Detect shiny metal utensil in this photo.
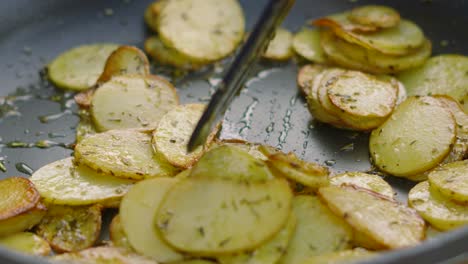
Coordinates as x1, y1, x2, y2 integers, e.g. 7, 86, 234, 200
187, 0, 295, 152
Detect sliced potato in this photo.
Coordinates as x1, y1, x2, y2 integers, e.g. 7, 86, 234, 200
30, 157, 134, 205
265, 152, 329, 191
48, 44, 119, 91
0, 232, 51, 256
319, 185, 425, 249
75, 129, 178, 180
190, 145, 273, 182
369, 96, 456, 177
35, 204, 102, 252
349, 5, 400, 28
314, 12, 378, 33
297, 64, 326, 97
263, 28, 293, 61
0, 203, 46, 237
120, 178, 183, 262
156, 177, 292, 255
330, 172, 395, 198
398, 55, 468, 108
171, 261, 216, 264
157, 0, 245, 62
153, 104, 213, 169
97, 46, 150, 83
144, 1, 161, 32
409, 181, 468, 231
218, 213, 296, 264
74, 88, 95, 109
302, 248, 376, 264
214, 139, 268, 161
109, 214, 132, 250
278, 195, 352, 264
292, 28, 326, 63
428, 160, 468, 203
76, 110, 97, 142
320, 31, 431, 74
51, 246, 157, 264
91, 74, 179, 131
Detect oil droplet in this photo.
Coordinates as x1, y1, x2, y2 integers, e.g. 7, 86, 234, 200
15, 162, 33, 175
48, 132, 66, 138
265, 122, 274, 133
238, 98, 259, 135
0, 157, 6, 172
6, 141, 31, 148
38, 109, 72, 123
325, 160, 336, 166
340, 143, 354, 152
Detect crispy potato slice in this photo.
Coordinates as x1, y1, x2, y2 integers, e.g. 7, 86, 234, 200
292, 28, 326, 63
75, 129, 178, 180
330, 172, 395, 198
278, 195, 352, 264
213, 139, 268, 161
297, 64, 326, 97
144, 36, 205, 70
35, 204, 102, 253
0, 232, 51, 256
218, 213, 296, 264
319, 185, 425, 249
153, 104, 214, 169
302, 248, 376, 264
409, 181, 468, 231
30, 157, 134, 206
0, 203, 46, 237
157, 0, 245, 62
428, 160, 468, 203
369, 96, 456, 177
349, 5, 400, 28
48, 44, 119, 91
320, 31, 431, 74
315, 18, 424, 56
156, 177, 292, 255
144, 1, 161, 32
263, 28, 293, 61
109, 214, 132, 250
314, 12, 378, 33
190, 145, 273, 182
265, 152, 329, 191
91, 74, 179, 131
120, 178, 183, 262
97, 46, 150, 83
51, 246, 157, 264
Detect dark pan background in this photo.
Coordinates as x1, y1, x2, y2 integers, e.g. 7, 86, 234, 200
0, 0, 466, 263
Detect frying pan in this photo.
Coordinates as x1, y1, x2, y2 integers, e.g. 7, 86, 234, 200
0, 0, 466, 263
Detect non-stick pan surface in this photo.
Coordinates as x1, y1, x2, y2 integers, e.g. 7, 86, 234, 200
0, 0, 466, 263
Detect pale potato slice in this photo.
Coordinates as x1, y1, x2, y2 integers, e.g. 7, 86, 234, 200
319, 185, 425, 249
35, 204, 102, 253
320, 31, 431, 74
218, 213, 296, 264
144, 1, 161, 32
428, 160, 468, 203
156, 177, 292, 255
398, 55, 468, 111
157, 0, 245, 62
349, 5, 400, 28
144, 36, 205, 70
292, 28, 326, 63
263, 28, 293, 61
48, 44, 119, 91
213, 139, 268, 161
409, 181, 468, 231
265, 152, 329, 191
30, 157, 134, 206
75, 129, 178, 180
302, 248, 376, 264
51, 246, 157, 264
172, 261, 216, 264
297, 64, 326, 97
153, 104, 213, 169
369, 96, 456, 177
330, 172, 395, 198
278, 195, 352, 264
190, 145, 273, 182
91, 74, 179, 131
120, 178, 183, 262
315, 18, 424, 56
109, 214, 132, 250
97, 46, 150, 83
0, 232, 51, 256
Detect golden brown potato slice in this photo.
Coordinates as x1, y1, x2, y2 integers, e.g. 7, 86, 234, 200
278, 195, 352, 264
97, 46, 150, 83
409, 181, 468, 231
318, 185, 425, 249
0, 232, 51, 256
349, 5, 400, 29
313, 12, 378, 33
144, 1, 161, 32
369, 96, 456, 177
171, 261, 217, 264
330, 172, 395, 198
292, 28, 326, 63
109, 214, 132, 250
213, 139, 269, 161
263, 28, 293, 61
428, 160, 468, 203
296, 64, 326, 97
156, 177, 292, 255
302, 248, 376, 264
51, 246, 158, 264
35, 204, 102, 253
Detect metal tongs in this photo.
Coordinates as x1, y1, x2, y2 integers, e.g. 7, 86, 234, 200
188, 0, 295, 152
